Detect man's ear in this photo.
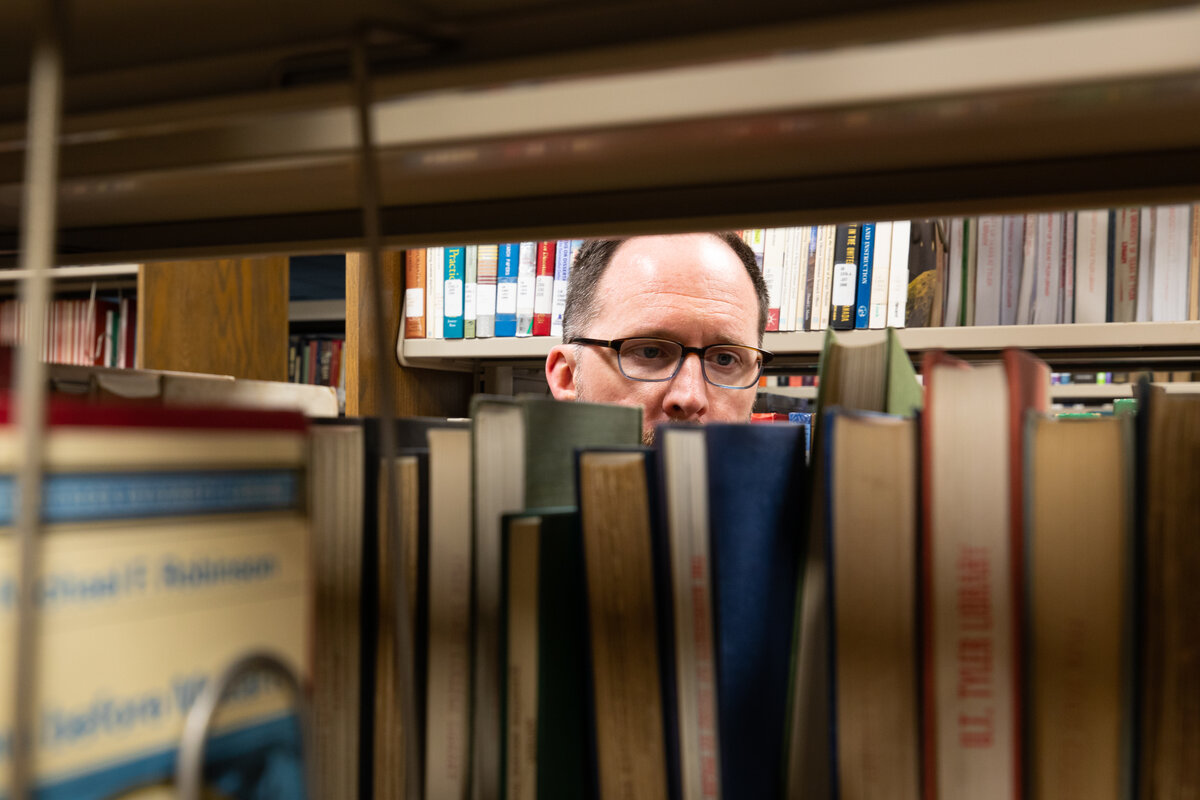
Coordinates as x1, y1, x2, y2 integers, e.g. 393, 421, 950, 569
545, 344, 579, 401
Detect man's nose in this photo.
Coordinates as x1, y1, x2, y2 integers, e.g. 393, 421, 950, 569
662, 351, 709, 421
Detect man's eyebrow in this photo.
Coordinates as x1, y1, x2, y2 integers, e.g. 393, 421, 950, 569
622, 330, 748, 346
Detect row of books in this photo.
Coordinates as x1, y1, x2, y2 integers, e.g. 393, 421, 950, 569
402, 241, 583, 340
0, 399, 311, 798
740, 203, 1200, 332
287, 334, 345, 389
359, 339, 1198, 800
0, 296, 137, 368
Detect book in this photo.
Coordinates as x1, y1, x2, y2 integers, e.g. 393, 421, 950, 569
532, 241, 556, 337
1074, 210, 1110, 324
1151, 204, 1190, 321
854, 222, 875, 330
763, 228, 786, 331
781, 226, 805, 332
742, 228, 765, 270
1000, 215, 1025, 326
495, 244, 520, 338
1061, 211, 1075, 323
1110, 208, 1140, 323
515, 241, 537, 337
464, 244, 478, 339
1031, 213, 1064, 325
703, 424, 805, 800
404, 249, 427, 339
1136, 208, 1154, 322
477, 244, 499, 338
963, 218, 979, 327
1016, 214, 1038, 324
921, 349, 1049, 800
814, 224, 835, 331
658, 426, 722, 800
550, 239, 578, 338
905, 219, 942, 327
826, 410, 919, 800
0, 400, 311, 799
443, 245, 465, 339
975, 216, 1003, 326
1190, 202, 1200, 320
867, 220, 892, 329
944, 218, 964, 327
500, 508, 590, 800
802, 226, 819, 331
425, 427, 473, 799
1026, 415, 1132, 800
577, 448, 669, 800
886, 220, 911, 328
830, 223, 860, 330
1136, 384, 1200, 797
427, 246, 445, 339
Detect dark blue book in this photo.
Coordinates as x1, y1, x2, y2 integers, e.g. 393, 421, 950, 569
495, 243, 520, 337
788, 411, 814, 463
704, 424, 806, 800
854, 222, 876, 329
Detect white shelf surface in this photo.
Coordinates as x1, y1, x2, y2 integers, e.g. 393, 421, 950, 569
402, 322, 1200, 362
0, 264, 139, 281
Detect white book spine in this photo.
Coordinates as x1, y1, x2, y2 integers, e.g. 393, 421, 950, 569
944, 218, 964, 328
1000, 215, 1024, 326
1032, 214, 1063, 326
464, 244, 478, 329
792, 226, 813, 331
763, 228, 787, 331
1073, 210, 1109, 324
1112, 209, 1139, 322
974, 216, 1003, 326
1152, 204, 1191, 321
780, 227, 802, 331
1136, 208, 1155, 322
550, 239, 576, 338
886, 220, 912, 328
1016, 215, 1038, 325
818, 225, 836, 330
428, 246, 445, 339
515, 242, 537, 337
868, 220, 893, 329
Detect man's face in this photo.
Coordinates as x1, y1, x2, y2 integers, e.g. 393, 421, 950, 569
546, 234, 762, 442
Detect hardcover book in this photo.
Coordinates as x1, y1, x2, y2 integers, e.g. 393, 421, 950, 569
495, 244, 520, 337
830, 223, 861, 330
532, 241, 556, 336
854, 222, 875, 330
515, 241, 537, 337
443, 245, 465, 339
476, 244, 499, 338
464, 244, 478, 339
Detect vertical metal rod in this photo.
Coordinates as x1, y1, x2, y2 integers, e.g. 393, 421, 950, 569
11, 1, 64, 798
350, 31, 424, 800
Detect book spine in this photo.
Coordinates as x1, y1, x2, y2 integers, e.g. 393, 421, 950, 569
464, 244, 478, 339
887, 220, 911, 328
802, 226, 818, 330
1032, 214, 1063, 326
762, 228, 786, 332
868, 221, 892, 329
1060, 213, 1074, 323
964, 218, 978, 327
830, 223, 860, 330
495, 244, 519, 337
1136, 208, 1154, 322
742, 229, 766, 270
1000, 216, 1024, 326
905, 220, 940, 328
1191, 203, 1200, 320
532, 241, 556, 336
854, 222, 875, 329
516, 242, 537, 337
1016, 215, 1038, 324
944, 218, 963, 328
780, 227, 802, 331
1152, 204, 1190, 321
975, 216, 1003, 326
550, 239, 576, 337
1074, 210, 1109, 324
477, 244, 499, 338
444, 246, 465, 339
427, 247, 445, 339
404, 249, 427, 339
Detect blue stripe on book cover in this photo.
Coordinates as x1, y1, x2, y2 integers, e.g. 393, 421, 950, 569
854, 222, 875, 329
0, 470, 300, 525
705, 424, 805, 800
18, 713, 304, 800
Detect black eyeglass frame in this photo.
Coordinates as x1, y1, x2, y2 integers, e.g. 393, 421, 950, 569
567, 336, 774, 390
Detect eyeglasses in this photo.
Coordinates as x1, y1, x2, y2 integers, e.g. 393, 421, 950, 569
568, 336, 773, 390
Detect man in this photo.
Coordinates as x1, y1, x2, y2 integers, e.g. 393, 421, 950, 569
545, 232, 772, 443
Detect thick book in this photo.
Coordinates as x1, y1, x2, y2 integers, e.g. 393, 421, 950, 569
532, 240, 556, 336
816, 224, 837, 331
1016, 214, 1038, 324
1136, 384, 1200, 797
495, 244, 520, 338
920, 349, 1048, 800
1000, 215, 1025, 326
1136, 208, 1154, 322
703, 424, 805, 800
1026, 415, 1133, 800
477, 244, 499, 338
577, 448, 670, 800
1190, 202, 1200, 320
1151, 204, 1190, 321
826, 410, 919, 800
403, 249, 427, 339
464, 244, 478, 339
1031, 213, 1064, 325
975, 215, 1004, 326
854, 221, 875, 330
867, 220, 892, 329
516, 241, 537, 337
830, 223, 861, 330
444, 245, 465, 339
780, 226, 804, 332
1074, 210, 1110, 323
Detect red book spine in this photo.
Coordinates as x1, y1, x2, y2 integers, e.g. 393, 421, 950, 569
532, 241, 556, 336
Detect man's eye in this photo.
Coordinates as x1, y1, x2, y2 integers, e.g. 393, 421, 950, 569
709, 349, 743, 368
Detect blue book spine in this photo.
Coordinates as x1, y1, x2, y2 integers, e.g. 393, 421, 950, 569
788, 411, 814, 464
494, 243, 520, 337
443, 245, 465, 339
854, 222, 875, 329
0, 470, 301, 525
